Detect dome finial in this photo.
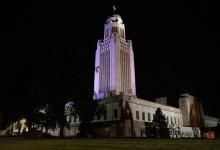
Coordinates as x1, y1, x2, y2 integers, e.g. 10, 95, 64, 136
113, 5, 116, 13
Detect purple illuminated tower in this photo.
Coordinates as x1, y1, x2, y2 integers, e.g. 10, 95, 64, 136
93, 11, 136, 100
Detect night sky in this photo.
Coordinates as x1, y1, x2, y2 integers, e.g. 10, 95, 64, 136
1, 1, 220, 117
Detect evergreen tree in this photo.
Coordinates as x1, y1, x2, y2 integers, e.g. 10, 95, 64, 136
152, 108, 170, 138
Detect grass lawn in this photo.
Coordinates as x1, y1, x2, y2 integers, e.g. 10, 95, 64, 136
0, 137, 220, 150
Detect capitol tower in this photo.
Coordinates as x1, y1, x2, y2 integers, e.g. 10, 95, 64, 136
94, 8, 136, 100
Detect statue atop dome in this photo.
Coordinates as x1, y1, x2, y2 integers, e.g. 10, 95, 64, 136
113, 5, 116, 13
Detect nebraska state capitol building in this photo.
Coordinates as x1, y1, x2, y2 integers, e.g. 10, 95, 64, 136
6, 10, 219, 138
60, 11, 219, 138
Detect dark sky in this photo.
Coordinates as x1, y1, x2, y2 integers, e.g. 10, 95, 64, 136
1, 1, 220, 117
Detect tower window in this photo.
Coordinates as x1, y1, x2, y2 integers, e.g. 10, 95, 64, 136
112, 27, 118, 33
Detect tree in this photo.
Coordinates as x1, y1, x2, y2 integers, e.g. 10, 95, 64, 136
36, 49, 99, 137
0, 46, 97, 138
145, 122, 154, 138
34, 105, 57, 135
0, 66, 45, 137
75, 100, 99, 137
151, 108, 169, 138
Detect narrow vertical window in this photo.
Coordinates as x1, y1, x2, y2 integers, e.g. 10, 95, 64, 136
114, 109, 118, 119
142, 112, 145, 121
136, 111, 139, 120
148, 113, 151, 121
68, 116, 72, 123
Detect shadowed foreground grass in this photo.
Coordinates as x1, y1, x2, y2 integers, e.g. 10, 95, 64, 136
0, 138, 220, 150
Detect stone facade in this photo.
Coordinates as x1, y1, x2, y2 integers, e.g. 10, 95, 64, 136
62, 94, 200, 138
